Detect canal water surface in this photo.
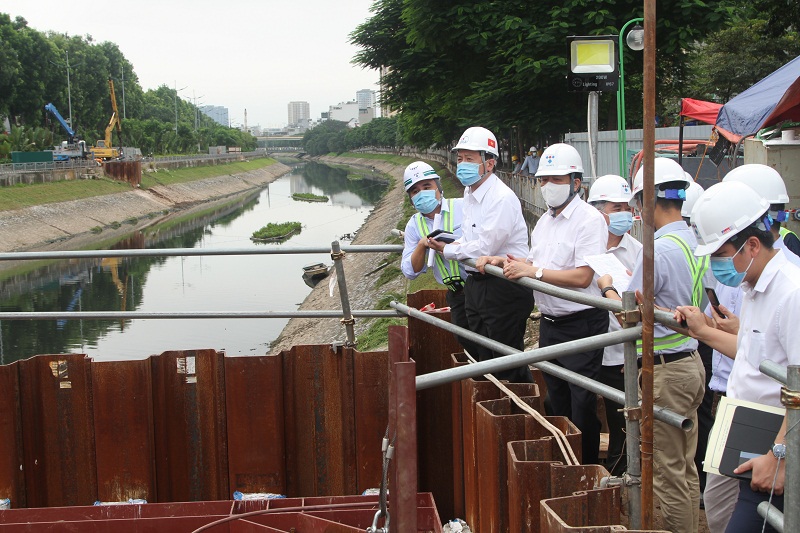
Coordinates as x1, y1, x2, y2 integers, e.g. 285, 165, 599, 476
0, 162, 388, 364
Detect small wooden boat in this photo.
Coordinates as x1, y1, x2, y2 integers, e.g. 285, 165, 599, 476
301, 262, 331, 288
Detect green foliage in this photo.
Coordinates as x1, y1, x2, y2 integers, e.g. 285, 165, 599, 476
687, 17, 800, 102
2, 125, 53, 154
251, 221, 302, 240
292, 192, 329, 202
351, 0, 737, 146
0, 13, 256, 156
303, 117, 399, 154
357, 317, 406, 351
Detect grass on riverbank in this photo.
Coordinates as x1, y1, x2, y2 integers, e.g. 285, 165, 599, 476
140, 158, 277, 189
0, 157, 279, 212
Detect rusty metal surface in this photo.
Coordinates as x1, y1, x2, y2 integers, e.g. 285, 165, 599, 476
224, 354, 286, 495
0, 361, 24, 508
540, 487, 669, 532
388, 325, 417, 533
459, 369, 539, 529
92, 359, 156, 503
0, 493, 443, 532
151, 349, 229, 502
507, 439, 562, 532
103, 160, 142, 186
407, 289, 462, 521
351, 348, 390, 493
18, 353, 97, 507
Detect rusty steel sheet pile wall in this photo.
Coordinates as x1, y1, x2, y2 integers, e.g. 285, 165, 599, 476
0, 493, 443, 531
103, 160, 142, 187
0, 346, 390, 509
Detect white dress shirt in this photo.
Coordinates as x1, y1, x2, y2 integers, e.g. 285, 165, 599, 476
401, 198, 468, 284
727, 250, 800, 407
703, 283, 741, 393
442, 173, 529, 270
603, 233, 643, 365
527, 195, 608, 316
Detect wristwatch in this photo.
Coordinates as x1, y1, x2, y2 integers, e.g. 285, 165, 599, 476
772, 442, 787, 459
601, 286, 620, 298
535, 267, 544, 281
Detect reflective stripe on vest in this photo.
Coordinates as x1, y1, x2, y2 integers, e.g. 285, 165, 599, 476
636, 233, 709, 353
415, 199, 464, 290
779, 227, 798, 239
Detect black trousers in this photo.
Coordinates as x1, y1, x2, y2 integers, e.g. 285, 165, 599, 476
695, 340, 714, 492
464, 274, 535, 383
539, 307, 609, 465
725, 480, 783, 533
598, 363, 626, 475
446, 287, 482, 357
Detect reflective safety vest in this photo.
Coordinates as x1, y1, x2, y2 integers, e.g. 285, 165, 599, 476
415, 200, 464, 291
779, 227, 798, 240
636, 233, 709, 353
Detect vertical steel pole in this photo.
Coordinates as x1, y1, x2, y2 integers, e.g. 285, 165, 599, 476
641, 0, 657, 527
785, 365, 800, 532
331, 240, 356, 346
622, 291, 642, 529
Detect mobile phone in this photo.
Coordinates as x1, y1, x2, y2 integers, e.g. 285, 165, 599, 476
427, 229, 456, 243
705, 287, 727, 319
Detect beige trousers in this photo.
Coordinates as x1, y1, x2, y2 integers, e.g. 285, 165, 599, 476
646, 352, 706, 532
703, 473, 740, 533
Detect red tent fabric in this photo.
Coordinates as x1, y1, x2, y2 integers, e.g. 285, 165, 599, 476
680, 98, 723, 125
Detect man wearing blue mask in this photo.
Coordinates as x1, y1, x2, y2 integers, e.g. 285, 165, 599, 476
598, 157, 710, 532
427, 126, 534, 383
587, 174, 642, 474
400, 161, 476, 354
676, 180, 800, 533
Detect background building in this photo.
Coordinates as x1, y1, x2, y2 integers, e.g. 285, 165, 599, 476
356, 89, 376, 111
288, 101, 310, 128
199, 105, 229, 127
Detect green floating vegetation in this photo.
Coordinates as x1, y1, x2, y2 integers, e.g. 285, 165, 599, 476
292, 192, 329, 203
251, 221, 302, 242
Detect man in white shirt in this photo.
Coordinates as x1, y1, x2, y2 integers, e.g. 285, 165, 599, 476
587, 174, 642, 474
678, 181, 800, 533
483, 143, 609, 464
427, 126, 534, 383
400, 161, 476, 355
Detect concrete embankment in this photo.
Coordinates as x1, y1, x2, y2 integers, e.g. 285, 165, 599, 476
0, 162, 292, 253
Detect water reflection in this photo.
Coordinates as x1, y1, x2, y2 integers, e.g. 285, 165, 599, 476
0, 163, 388, 363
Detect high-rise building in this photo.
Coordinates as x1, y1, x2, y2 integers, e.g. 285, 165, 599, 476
356, 89, 376, 111
288, 101, 310, 127
379, 68, 397, 118
199, 105, 229, 127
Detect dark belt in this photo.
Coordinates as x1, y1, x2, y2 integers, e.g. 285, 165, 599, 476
467, 271, 487, 280
637, 350, 695, 368
541, 307, 602, 324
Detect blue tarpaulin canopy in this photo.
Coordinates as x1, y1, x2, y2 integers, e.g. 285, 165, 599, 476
716, 55, 800, 141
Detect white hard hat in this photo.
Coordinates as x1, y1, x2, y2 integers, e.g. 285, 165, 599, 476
534, 143, 584, 177
403, 161, 440, 192
722, 164, 789, 204
452, 126, 499, 157
691, 181, 771, 256
587, 175, 632, 204
629, 157, 691, 206
529, 146, 537, 153
681, 180, 705, 217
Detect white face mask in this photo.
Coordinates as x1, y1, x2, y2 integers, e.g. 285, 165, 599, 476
541, 182, 572, 208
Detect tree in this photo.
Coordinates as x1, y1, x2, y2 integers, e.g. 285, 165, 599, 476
351, 0, 736, 147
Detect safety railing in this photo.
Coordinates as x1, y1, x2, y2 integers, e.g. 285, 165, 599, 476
2, 241, 795, 530
0, 159, 99, 175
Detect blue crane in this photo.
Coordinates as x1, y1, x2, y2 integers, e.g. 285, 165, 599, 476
44, 103, 76, 143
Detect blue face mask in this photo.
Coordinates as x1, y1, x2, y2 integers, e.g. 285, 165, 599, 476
607, 211, 633, 236
456, 162, 482, 186
710, 241, 753, 287
411, 189, 440, 214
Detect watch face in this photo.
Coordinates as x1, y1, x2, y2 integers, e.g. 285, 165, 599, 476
773, 443, 787, 459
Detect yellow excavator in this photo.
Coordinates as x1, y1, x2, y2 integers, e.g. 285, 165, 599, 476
91, 77, 122, 160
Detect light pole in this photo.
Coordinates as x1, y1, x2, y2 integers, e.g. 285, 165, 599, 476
617, 19, 644, 177
174, 81, 188, 134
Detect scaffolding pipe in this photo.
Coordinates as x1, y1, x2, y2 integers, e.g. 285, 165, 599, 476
641, 0, 657, 526
463, 260, 683, 329
391, 301, 690, 430
760, 360, 788, 385
331, 241, 356, 346
0, 310, 401, 320
783, 365, 799, 532
757, 502, 785, 533
622, 291, 643, 529
0, 244, 405, 262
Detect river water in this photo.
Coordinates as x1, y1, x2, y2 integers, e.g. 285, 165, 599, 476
0, 162, 388, 364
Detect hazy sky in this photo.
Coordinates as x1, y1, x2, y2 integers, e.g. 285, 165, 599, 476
4, 0, 380, 127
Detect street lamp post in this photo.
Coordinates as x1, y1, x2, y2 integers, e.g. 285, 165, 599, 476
617, 18, 644, 177
174, 81, 188, 135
